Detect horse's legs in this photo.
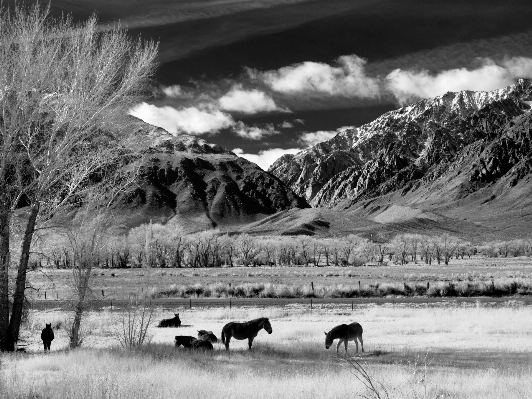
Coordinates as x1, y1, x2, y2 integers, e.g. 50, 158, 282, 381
336, 339, 342, 353
248, 337, 254, 350
354, 337, 358, 353
359, 335, 364, 353
224, 334, 231, 350
344, 338, 349, 353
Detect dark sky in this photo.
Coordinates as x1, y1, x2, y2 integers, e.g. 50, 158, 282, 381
15, 0, 532, 168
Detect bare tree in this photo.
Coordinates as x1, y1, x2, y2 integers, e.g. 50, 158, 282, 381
65, 208, 109, 348
0, 4, 157, 350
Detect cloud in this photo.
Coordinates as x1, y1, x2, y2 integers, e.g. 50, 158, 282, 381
252, 55, 380, 99
232, 148, 301, 170
129, 103, 234, 135
386, 57, 532, 104
219, 86, 286, 114
232, 121, 280, 140
280, 121, 294, 128
299, 130, 339, 147
163, 85, 185, 98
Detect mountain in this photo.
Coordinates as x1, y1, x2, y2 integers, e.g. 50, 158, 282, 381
267, 79, 532, 240
113, 118, 309, 232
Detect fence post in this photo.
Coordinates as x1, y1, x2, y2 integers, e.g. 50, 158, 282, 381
310, 297, 313, 309
427, 282, 430, 290
351, 300, 353, 311
102, 289, 105, 297
358, 281, 361, 292
111, 300, 113, 310
189, 298, 192, 309
45, 291, 46, 300
230, 299, 232, 309
311, 282, 314, 297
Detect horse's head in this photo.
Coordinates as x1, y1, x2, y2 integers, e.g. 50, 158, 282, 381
46, 323, 51, 329
324, 331, 333, 349
174, 313, 180, 318
261, 318, 272, 334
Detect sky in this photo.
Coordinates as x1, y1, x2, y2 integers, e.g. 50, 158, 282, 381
26, 0, 532, 170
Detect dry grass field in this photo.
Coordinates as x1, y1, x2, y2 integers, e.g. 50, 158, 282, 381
2, 302, 532, 398
25, 256, 532, 301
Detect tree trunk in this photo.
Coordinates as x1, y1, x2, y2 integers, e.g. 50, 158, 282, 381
8, 203, 39, 349
0, 205, 11, 351
70, 265, 90, 348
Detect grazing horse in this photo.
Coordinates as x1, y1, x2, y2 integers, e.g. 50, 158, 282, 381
197, 330, 218, 343
325, 322, 364, 354
41, 323, 54, 352
221, 317, 272, 350
158, 313, 181, 328
175, 335, 196, 348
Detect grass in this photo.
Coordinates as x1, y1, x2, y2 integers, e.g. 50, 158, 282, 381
3, 302, 532, 398
25, 256, 532, 301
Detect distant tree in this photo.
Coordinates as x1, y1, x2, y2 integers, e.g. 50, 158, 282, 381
0, 4, 157, 350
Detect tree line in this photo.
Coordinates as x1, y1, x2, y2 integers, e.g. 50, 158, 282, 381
31, 223, 532, 270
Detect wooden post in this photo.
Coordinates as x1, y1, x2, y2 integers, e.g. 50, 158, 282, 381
102, 289, 105, 297
311, 282, 314, 297
351, 300, 353, 311
189, 298, 192, 309
230, 299, 232, 309
358, 281, 361, 291
310, 298, 313, 309
111, 300, 113, 310
45, 291, 46, 300
427, 282, 430, 290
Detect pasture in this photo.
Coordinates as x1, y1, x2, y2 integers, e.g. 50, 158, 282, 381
25, 256, 532, 301
2, 302, 532, 398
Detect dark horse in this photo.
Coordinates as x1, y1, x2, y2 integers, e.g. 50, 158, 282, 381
41, 323, 54, 352
174, 335, 213, 350
221, 317, 272, 350
197, 330, 218, 343
325, 322, 364, 354
158, 313, 181, 328
175, 335, 196, 348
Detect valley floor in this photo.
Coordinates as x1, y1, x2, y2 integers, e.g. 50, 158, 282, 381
3, 303, 532, 398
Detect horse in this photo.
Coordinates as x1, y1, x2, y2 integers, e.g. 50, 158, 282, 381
325, 322, 364, 354
197, 330, 218, 343
221, 317, 272, 350
191, 339, 213, 351
174, 335, 196, 348
41, 323, 54, 352
158, 313, 181, 328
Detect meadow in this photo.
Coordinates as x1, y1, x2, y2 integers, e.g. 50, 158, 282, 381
26, 256, 532, 301
2, 302, 532, 399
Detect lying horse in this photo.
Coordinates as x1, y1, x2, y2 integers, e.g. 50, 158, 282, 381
174, 336, 213, 350
198, 330, 218, 343
191, 339, 213, 350
41, 323, 54, 352
175, 335, 196, 348
158, 313, 181, 328
325, 322, 364, 354
221, 317, 272, 350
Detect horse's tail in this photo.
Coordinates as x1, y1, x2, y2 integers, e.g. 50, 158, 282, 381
221, 328, 226, 345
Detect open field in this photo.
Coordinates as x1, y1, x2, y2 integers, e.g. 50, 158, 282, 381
2, 302, 532, 398
25, 256, 532, 301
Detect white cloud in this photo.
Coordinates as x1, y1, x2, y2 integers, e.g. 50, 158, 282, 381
232, 121, 279, 140
219, 86, 285, 114
386, 57, 532, 104
232, 148, 301, 171
163, 85, 184, 98
280, 121, 294, 128
253, 55, 380, 98
130, 103, 234, 135
299, 130, 338, 147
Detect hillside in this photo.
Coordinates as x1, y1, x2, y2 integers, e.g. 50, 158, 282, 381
110, 118, 309, 232
264, 80, 532, 240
